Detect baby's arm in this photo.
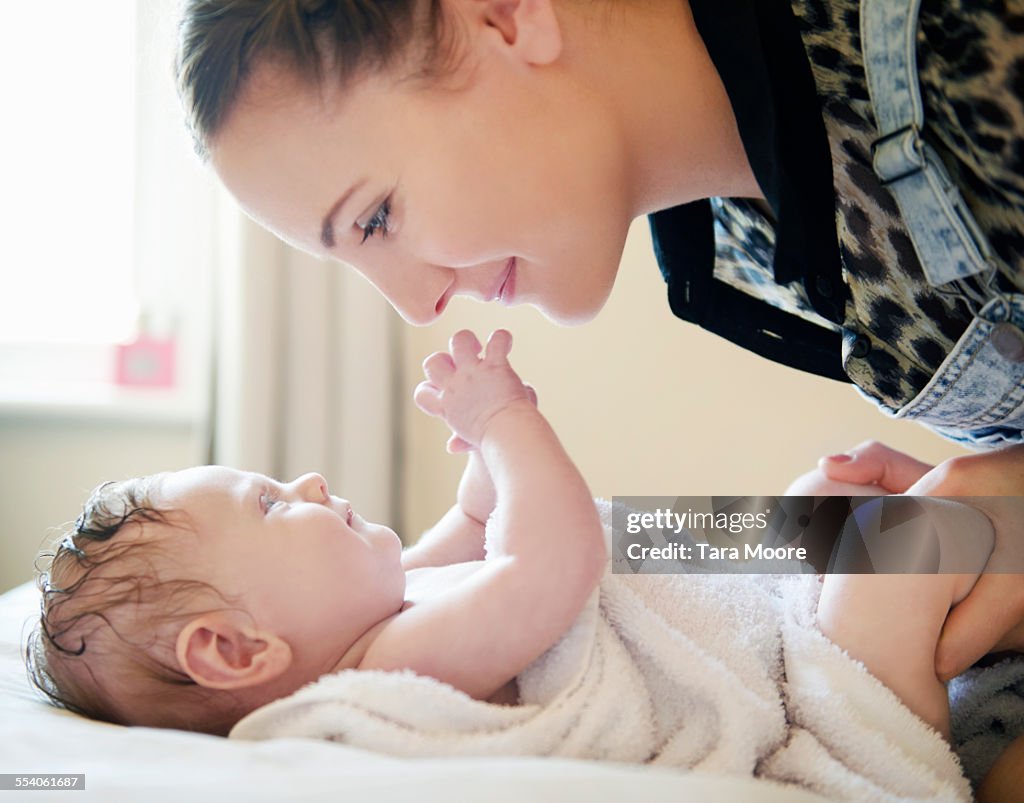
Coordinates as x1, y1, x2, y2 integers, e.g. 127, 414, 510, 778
400, 455, 491, 571
361, 331, 606, 700
399, 450, 499, 570
399, 498, 487, 570
401, 382, 537, 571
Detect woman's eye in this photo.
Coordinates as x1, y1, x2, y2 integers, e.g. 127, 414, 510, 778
359, 198, 391, 244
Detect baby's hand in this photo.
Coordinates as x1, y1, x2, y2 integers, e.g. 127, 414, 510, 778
414, 330, 533, 448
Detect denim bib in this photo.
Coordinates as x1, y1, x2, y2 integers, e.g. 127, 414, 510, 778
861, 0, 1024, 446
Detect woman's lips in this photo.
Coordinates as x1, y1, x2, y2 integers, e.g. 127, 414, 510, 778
435, 288, 451, 316
435, 258, 517, 314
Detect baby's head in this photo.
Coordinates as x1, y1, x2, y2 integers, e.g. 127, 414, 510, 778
27, 467, 405, 735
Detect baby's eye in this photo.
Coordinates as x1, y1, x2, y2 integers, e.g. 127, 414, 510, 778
260, 491, 280, 514
359, 197, 391, 244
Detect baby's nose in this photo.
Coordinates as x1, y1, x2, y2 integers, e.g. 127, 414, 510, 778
294, 472, 329, 502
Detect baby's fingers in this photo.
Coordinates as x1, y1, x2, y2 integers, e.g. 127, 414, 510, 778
413, 381, 444, 418
483, 329, 513, 363
450, 330, 483, 367
422, 351, 456, 386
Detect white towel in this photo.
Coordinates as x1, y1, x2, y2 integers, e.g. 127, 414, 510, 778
231, 501, 970, 801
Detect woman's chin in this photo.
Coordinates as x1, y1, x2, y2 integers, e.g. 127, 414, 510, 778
538, 294, 611, 327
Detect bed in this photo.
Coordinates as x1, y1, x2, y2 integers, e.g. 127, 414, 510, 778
0, 582, 827, 803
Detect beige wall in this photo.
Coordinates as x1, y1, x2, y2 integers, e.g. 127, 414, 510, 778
0, 418, 202, 593
399, 220, 967, 541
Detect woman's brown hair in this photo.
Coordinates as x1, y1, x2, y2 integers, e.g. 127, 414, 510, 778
176, 0, 453, 158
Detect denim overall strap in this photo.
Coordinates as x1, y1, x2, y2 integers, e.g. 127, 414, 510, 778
861, 0, 995, 287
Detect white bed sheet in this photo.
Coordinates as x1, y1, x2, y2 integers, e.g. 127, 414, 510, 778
0, 582, 826, 802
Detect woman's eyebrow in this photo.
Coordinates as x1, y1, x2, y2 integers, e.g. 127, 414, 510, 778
320, 179, 366, 249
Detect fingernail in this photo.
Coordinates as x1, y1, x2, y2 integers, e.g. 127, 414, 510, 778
825, 453, 854, 463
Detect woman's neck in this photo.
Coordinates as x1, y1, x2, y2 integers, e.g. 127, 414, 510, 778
559, 0, 763, 216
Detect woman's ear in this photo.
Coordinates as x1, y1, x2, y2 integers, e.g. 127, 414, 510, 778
475, 0, 562, 66
175, 612, 292, 690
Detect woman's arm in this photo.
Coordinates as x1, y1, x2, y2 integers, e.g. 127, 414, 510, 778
978, 733, 1024, 802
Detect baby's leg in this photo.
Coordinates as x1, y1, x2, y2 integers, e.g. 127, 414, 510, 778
790, 466, 994, 736
817, 571, 978, 739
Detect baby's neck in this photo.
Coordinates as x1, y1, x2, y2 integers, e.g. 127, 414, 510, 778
329, 613, 401, 673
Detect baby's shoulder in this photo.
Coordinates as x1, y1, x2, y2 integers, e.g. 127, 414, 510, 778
354, 560, 489, 676
401, 560, 486, 612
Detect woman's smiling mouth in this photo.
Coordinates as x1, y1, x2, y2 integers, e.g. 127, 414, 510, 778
434, 257, 518, 314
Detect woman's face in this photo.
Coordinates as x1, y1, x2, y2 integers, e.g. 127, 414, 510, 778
210, 26, 634, 326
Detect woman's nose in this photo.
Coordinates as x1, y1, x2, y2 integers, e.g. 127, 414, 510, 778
292, 472, 329, 503
354, 258, 452, 326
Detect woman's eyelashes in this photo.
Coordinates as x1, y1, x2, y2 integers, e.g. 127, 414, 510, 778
359, 197, 392, 244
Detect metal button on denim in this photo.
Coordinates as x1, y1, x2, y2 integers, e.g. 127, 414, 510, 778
990, 323, 1024, 363
850, 335, 871, 359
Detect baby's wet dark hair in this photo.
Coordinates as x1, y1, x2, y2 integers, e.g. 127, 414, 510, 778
26, 477, 243, 735
176, 0, 456, 158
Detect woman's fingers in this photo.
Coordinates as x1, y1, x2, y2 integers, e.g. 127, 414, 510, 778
818, 440, 933, 493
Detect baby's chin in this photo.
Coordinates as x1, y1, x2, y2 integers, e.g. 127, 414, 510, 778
367, 524, 403, 556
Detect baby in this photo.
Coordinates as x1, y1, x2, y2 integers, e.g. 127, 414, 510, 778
25, 329, 1010, 795
29, 330, 604, 734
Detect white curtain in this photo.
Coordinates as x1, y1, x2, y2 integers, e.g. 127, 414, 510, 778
210, 202, 400, 525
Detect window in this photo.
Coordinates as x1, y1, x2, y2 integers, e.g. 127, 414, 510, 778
3, 3, 136, 344
0, 0, 217, 420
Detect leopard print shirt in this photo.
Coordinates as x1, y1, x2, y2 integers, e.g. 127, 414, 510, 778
711, 0, 1024, 409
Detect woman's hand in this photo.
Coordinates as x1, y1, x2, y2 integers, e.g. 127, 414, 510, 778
823, 441, 1024, 679
817, 440, 934, 493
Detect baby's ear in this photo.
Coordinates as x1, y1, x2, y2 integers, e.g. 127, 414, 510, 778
175, 612, 291, 690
